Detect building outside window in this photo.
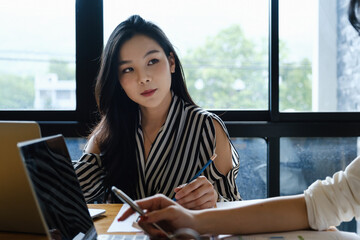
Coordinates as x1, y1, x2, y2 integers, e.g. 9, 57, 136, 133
0, 0, 75, 110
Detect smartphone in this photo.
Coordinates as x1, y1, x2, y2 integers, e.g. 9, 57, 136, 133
112, 186, 145, 215
111, 186, 172, 239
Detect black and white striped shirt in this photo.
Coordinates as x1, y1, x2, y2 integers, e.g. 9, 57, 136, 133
75, 94, 241, 202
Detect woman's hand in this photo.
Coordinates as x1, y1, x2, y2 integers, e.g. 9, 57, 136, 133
118, 194, 196, 238
173, 176, 217, 209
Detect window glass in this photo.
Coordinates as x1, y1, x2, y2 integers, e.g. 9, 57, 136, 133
232, 137, 267, 200
103, 0, 269, 110
0, 0, 75, 110
279, 0, 360, 112
65, 137, 87, 161
280, 137, 357, 195
280, 137, 358, 231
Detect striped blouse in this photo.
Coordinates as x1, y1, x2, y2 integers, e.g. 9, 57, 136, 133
74, 94, 241, 203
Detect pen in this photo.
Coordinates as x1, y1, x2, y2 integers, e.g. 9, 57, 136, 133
173, 153, 217, 201
112, 186, 173, 239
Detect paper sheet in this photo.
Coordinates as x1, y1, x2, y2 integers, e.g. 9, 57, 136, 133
107, 204, 143, 233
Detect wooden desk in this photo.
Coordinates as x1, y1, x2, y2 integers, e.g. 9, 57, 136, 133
2, 203, 359, 239
88, 203, 124, 235
0, 204, 124, 240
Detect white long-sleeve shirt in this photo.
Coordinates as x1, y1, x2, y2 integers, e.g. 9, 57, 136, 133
304, 156, 360, 230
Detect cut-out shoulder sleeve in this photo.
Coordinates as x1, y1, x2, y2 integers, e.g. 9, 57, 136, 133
73, 153, 106, 203
201, 114, 241, 201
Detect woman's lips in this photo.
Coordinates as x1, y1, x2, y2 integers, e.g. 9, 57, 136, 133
141, 89, 157, 97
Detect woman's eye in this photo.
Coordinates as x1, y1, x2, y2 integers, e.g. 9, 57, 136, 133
122, 67, 133, 73
148, 59, 159, 65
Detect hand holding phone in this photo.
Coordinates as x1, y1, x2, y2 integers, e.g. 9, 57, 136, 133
111, 186, 172, 239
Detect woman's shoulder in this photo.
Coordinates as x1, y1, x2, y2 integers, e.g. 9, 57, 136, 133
182, 103, 226, 128
183, 103, 216, 118
84, 134, 101, 154
175, 95, 225, 123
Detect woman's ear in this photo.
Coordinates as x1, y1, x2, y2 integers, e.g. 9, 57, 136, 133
168, 52, 176, 73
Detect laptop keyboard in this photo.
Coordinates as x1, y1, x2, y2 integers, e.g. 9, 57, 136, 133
98, 234, 149, 240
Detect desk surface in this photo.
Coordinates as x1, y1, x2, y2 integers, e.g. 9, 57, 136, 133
2, 203, 359, 240
89, 203, 123, 235
0, 204, 123, 240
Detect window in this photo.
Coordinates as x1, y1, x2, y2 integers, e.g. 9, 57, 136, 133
279, 0, 360, 112
280, 137, 359, 232
0, 0, 76, 110
280, 137, 358, 195
233, 138, 267, 199
104, 0, 269, 110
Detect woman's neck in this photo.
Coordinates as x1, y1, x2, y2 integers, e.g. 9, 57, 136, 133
140, 93, 172, 161
140, 93, 172, 129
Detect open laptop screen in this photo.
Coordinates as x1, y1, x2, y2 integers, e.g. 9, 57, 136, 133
18, 134, 97, 240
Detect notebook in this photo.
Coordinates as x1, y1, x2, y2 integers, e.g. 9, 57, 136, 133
16, 134, 149, 240
0, 121, 42, 233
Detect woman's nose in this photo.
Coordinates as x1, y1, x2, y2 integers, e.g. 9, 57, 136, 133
137, 71, 151, 85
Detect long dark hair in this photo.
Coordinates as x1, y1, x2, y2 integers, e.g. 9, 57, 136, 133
349, 0, 360, 34
91, 15, 194, 200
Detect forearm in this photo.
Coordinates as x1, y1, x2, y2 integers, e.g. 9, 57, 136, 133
194, 194, 309, 235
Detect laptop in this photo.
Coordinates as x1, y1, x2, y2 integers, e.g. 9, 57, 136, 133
16, 134, 149, 240
0, 121, 42, 233
0, 122, 104, 234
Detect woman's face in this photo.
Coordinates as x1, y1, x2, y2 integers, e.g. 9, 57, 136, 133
118, 34, 175, 109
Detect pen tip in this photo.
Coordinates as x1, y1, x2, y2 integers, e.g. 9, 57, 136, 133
211, 153, 217, 160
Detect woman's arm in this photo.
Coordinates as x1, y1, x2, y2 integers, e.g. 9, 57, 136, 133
74, 135, 105, 202
74, 152, 106, 202
304, 156, 360, 230
173, 117, 240, 209
194, 194, 309, 235
211, 119, 233, 175
120, 194, 309, 237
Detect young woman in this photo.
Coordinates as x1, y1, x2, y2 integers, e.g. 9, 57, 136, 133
74, 15, 241, 209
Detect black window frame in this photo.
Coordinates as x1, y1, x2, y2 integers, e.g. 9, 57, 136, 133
2, 0, 360, 199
